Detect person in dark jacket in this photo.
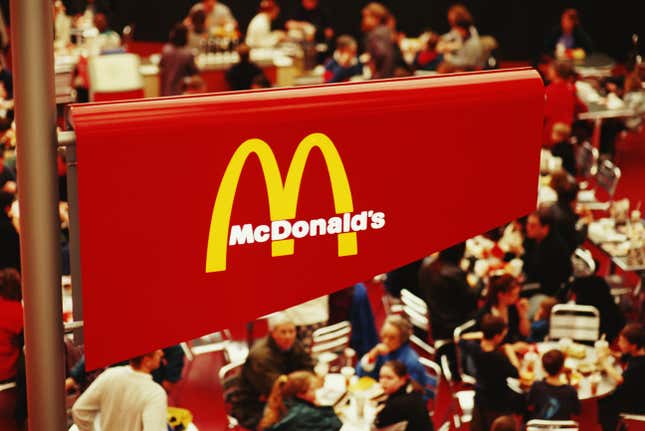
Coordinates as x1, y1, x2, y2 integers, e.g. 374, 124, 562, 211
361, 2, 395, 79
376, 360, 433, 431
544, 8, 593, 57
523, 207, 573, 297
225, 43, 265, 91
548, 171, 588, 255
570, 276, 624, 342
258, 370, 341, 431
527, 349, 580, 420
233, 314, 314, 430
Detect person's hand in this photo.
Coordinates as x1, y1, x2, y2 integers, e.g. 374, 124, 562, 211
517, 298, 529, 317
368, 343, 389, 361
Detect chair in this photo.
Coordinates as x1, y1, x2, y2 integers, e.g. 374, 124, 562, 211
576, 141, 599, 178
445, 319, 479, 429
181, 329, 248, 364
525, 419, 579, 430
88, 53, 144, 101
218, 360, 246, 430
549, 304, 600, 342
571, 248, 596, 278
419, 356, 442, 405
619, 414, 645, 431
596, 159, 622, 199
453, 319, 478, 384
310, 321, 351, 359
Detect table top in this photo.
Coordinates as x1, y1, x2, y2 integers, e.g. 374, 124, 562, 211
514, 342, 619, 401
588, 218, 645, 272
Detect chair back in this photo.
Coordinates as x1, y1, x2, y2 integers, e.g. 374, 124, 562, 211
311, 321, 351, 358
400, 289, 430, 334
218, 360, 245, 417
526, 419, 579, 430
620, 414, 645, 431
418, 356, 442, 391
549, 304, 600, 342
453, 319, 478, 384
596, 159, 622, 198
576, 141, 598, 178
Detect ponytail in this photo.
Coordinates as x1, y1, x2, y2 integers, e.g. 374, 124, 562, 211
258, 371, 314, 430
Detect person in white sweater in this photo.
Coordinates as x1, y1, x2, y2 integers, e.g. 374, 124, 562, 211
246, 0, 286, 49
72, 350, 167, 431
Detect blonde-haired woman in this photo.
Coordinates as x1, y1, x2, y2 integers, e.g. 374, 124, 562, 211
258, 371, 341, 431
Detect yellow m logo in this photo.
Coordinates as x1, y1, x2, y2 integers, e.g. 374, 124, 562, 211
205, 133, 357, 273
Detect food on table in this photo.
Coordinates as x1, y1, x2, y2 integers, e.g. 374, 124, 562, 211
566, 343, 587, 359
349, 376, 375, 393
577, 361, 596, 375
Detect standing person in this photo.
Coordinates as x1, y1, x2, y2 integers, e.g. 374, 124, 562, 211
598, 323, 645, 431
186, 0, 237, 33
258, 371, 341, 431
246, 0, 286, 49
225, 43, 265, 90
72, 350, 167, 431
527, 349, 580, 420
0, 269, 23, 431
471, 315, 523, 431
232, 313, 314, 430
375, 360, 434, 431
159, 23, 199, 97
437, 4, 483, 72
361, 2, 395, 79
544, 9, 593, 58
357, 315, 435, 399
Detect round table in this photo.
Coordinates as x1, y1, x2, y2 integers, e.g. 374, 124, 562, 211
512, 342, 620, 401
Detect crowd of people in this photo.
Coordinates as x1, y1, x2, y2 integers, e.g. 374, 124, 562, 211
0, 1, 644, 431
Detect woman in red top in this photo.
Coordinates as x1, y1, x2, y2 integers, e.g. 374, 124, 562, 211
543, 61, 587, 147
0, 268, 23, 430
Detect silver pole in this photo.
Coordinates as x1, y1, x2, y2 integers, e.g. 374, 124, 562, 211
10, 0, 67, 429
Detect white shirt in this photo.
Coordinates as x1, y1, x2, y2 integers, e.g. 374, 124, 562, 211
246, 13, 280, 48
72, 366, 167, 431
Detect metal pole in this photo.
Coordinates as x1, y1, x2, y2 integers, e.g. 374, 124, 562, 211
10, 0, 67, 429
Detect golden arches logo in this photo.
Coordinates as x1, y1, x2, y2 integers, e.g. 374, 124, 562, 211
205, 133, 357, 273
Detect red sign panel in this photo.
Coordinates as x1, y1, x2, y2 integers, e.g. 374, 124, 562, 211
70, 69, 544, 369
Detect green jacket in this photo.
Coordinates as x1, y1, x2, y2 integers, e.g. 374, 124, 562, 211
267, 399, 342, 431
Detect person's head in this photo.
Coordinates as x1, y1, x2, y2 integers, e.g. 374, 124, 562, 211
526, 207, 554, 241
481, 314, 508, 344
447, 4, 473, 28
335, 35, 357, 56
617, 323, 645, 355
560, 8, 580, 34
130, 349, 164, 373
542, 349, 565, 376
536, 296, 557, 321
379, 360, 409, 395
268, 313, 297, 351
169, 23, 189, 47
550, 171, 579, 207
237, 43, 251, 62
551, 122, 571, 144
202, 0, 217, 13
487, 274, 521, 306
361, 2, 390, 33
491, 415, 519, 431
259, 371, 319, 429
380, 314, 412, 352
93, 13, 108, 33
0, 268, 21, 302
259, 0, 280, 20
302, 0, 318, 11
251, 74, 271, 89
547, 61, 576, 83
439, 241, 466, 265
190, 9, 207, 34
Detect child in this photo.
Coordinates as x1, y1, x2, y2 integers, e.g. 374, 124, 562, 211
258, 371, 341, 431
323, 35, 363, 83
528, 296, 557, 342
471, 315, 524, 431
414, 32, 443, 71
527, 349, 580, 420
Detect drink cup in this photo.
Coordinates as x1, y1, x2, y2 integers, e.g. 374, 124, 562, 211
589, 373, 601, 395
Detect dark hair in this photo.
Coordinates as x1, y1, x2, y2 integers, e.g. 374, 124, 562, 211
0, 190, 14, 210
169, 23, 189, 47
0, 117, 12, 132
487, 274, 519, 305
383, 359, 407, 377
454, 17, 472, 32
550, 171, 579, 205
237, 43, 251, 62
620, 323, 645, 349
481, 314, 507, 340
562, 8, 580, 26
530, 206, 555, 230
189, 9, 207, 34
542, 349, 565, 376
0, 268, 21, 301
439, 242, 466, 265
491, 415, 518, 431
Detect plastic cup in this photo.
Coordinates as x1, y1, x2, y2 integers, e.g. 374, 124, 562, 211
589, 373, 601, 395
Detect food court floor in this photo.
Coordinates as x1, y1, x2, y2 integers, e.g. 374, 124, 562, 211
172, 127, 645, 431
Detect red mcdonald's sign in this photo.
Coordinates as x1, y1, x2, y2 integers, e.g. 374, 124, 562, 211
70, 69, 543, 369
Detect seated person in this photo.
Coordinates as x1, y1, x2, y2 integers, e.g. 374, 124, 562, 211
258, 370, 341, 431
550, 123, 577, 177
528, 296, 557, 343
414, 32, 443, 71
548, 171, 590, 255
598, 323, 645, 431
471, 315, 523, 431
225, 43, 265, 90
375, 360, 434, 431
246, 0, 286, 49
357, 315, 435, 399
544, 9, 593, 59
437, 5, 483, 72
523, 207, 573, 297
232, 313, 314, 430
323, 35, 363, 83
527, 349, 580, 420
285, 0, 333, 43
476, 274, 530, 345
